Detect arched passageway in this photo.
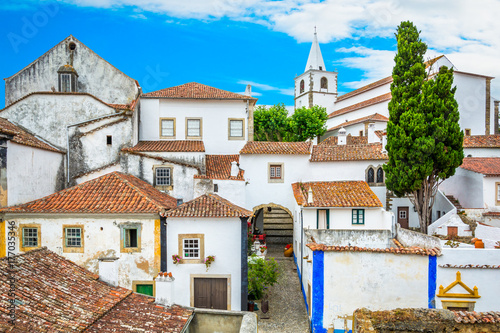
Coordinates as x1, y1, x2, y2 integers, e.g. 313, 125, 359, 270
252, 203, 293, 245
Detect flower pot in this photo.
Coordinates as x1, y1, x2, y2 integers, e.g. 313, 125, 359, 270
284, 246, 293, 257
248, 301, 255, 312
475, 239, 484, 248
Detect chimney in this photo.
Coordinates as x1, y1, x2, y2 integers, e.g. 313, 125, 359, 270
230, 161, 239, 177
367, 123, 377, 143
307, 187, 314, 205
381, 132, 388, 153
338, 127, 347, 145
98, 256, 119, 286
156, 272, 175, 306
245, 84, 252, 97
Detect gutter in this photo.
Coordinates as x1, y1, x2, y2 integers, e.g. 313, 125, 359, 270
180, 310, 195, 333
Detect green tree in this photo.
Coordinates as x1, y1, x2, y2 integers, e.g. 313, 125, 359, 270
253, 103, 289, 141
385, 21, 464, 234
289, 105, 328, 141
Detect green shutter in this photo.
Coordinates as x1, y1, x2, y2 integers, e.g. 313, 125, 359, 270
136, 284, 154, 296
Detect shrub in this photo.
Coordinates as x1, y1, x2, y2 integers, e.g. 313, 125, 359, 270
248, 256, 280, 301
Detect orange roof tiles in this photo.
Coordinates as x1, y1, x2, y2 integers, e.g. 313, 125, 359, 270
143, 82, 257, 100
460, 157, 500, 176
194, 155, 244, 180
292, 181, 382, 208
0, 117, 62, 153
328, 113, 388, 131
0, 248, 192, 332
328, 93, 392, 119
311, 143, 387, 161
240, 141, 312, 155
0, 171, 177, 214
165, 193, 252, 218
453, 311, 500, 324
125, 140, 205, 152
463, 135, 500, 148
319, 135, 369, 146
336, 76, 393, 102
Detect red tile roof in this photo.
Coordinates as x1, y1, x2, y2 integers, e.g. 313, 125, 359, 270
240, 141, 312, 155
143, 82, 257, 100
460, 157, 500, 176
0, 171, 177, 214
0, 117, 62, 153
454, 311, 500, 324
336, 76, 393, 102
310, 143, 387, 161
125, 140, 205, 152
292, 181, 382, 207
0, 248, 192, 332
463, 135, 500, 148
319, 135, 369, 146
194, 155, 244, 180
327, 113, 388, 131
165, 193, 252, 218
328, 93, 392, 119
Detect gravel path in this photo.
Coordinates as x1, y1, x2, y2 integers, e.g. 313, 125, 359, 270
254, 245, 310, 333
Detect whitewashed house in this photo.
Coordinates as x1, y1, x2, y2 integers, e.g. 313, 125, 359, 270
0, 171, 177, 292
164, 193, 252, 311
463, 135, 500, 157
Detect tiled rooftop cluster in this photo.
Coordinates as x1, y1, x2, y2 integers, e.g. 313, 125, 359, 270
319, 135, 369, 146
310, 143, 387, 162
463, 135, 500, 148
0, 117, 62, 153
165, 193, 252, 218
143, 82, 257, 100
125, 140, 206, 152
0, 172, 177, 214
460, 157, 500, 176
194, 155, 244, 180
240, 141, 312, 155
453, 311, 500, 324
292, 181, 382, 207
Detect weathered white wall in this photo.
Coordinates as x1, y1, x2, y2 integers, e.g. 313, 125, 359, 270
454, 73, 487, 136
5, 36, 138, 106
441, 168, 485, 209
166, 217, 242, 311
322, 252, 429, 331
75, 164, 122, 184
8, 215, 158, 290
139, 98, 249, 154
464, 147, 500, 158
193, 178, 247, 209
437, 248, 500, 311
7, 142, 63, 206
301, 207, 392, 231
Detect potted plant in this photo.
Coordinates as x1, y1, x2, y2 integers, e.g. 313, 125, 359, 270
204, 255, 215, 271
248, 256, 280, 307
172, 254, 181, 265
259, 245, 267, 256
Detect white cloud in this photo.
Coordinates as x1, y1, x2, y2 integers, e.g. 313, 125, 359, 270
238, 80, 294, 96
130, 13, 147, 19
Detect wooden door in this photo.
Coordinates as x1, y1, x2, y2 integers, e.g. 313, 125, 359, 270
448, 226, 458, 237
194, 278, 228, 310
398, 207, 409, 229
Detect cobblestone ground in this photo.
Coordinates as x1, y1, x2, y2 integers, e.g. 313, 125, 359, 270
254, 244, 311, 333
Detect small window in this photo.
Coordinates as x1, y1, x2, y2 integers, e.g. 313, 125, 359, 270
229, 119, 244, 139
133, 281, 155, 296
177, 198, 184, 206
106, 135, 112, 145
160, 118, 175, 138
120, 224, 141, 253
270, 165, 281, 179
496, 182, 500, 205
300, 80, 305, 93
320, 77, 328, 89
178, 234, 204, 263
465, 129, 471, 136
124, 228, 138, 248
367, 168, 374, 183
399, 210, 407, 219
319, 66, 323, 71
155, 167, 171, 186
65, 228, 82, 247
352, 209, 365, 225
268, 163, 284, 183
186, 118, 202, 138
359, 130, 364, 137
22, 228, 38, 248
183, 238, 200, 259
376, 168, 384, 183
214, 184, 219, 192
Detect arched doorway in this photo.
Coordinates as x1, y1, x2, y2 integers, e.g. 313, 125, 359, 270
252, 203, 293, 245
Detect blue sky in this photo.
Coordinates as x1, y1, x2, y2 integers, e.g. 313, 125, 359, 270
1, 0, 499, 109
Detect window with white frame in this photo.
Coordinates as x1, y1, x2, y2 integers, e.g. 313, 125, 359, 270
229, 119, 244, 139
183, 238, 200, 259
65, 227, 82, 247
124, 228, 138, 248
22, 228, 38, 247
352, 209, 365, 225
186, 118, 201, 138
160, 118, 175, 138
270, 165, 281, 179
155, 167, 171, 186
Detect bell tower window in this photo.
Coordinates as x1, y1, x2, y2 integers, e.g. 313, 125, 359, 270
58, 65, 78, 92
321, 77, 328, 89
300, 80, 305, 93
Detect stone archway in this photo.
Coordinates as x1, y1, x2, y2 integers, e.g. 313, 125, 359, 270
252, 203, 293, 245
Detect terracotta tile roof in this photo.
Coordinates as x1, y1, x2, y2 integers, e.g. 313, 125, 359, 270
0, 248, 192, 332
336, 76, 393, 102
306, 238, 440, 256
125, 140, 205, 152
86, 293, 192, 332
120, 149, 202, 173
240, 141, 312, 155
194, 155, 244, 180
0, 117, 62, 153
292, 181, 382, 207
439, 264, 500, 269
328, 92, 392, 119
143, 82, 257, 100
165, 193, 252, 218
310, 143, 387, 161
454, 311, 500, 324
459, 157, 500, 176
327, 113, 388, 131
375, 130, 386, 138
483, 211, 500, 217
0, 171, 177, 214
463, 135, 500, 148
319, 135, 369, 146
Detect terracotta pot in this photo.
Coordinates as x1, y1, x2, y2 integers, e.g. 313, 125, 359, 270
284, 247, 293, 257
474, 239, 484, 248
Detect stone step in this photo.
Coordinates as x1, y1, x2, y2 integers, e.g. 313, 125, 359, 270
264, 211, 290, 217
263, 218, 293, 224
263, 229, 293, 237
266, 236, 293, 245
263, 223, 294, 230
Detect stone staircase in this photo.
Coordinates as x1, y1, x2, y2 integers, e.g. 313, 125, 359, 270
446, 195, 463, 210
263, 207, 293, 245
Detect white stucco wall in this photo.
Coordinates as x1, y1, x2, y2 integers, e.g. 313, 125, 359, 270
306, 160, 387, 183
464, 147, 500, 158
7, 142, 63, 206
301, 207, 392, 231
475, 223, 500, 248
334, 83, 391, 109
327, 101, 390, 131
139, 98, 249, 154
294, 70, 338, 115
75, 164, 122, 184
328, 122, 386, 138
441, 168, 485, 209
454, 73, 487, 136
166, 217, 243, 311
7, 215, 158, 290
483, 176, 500, 210
193, 178, 247, 209
436, 248, 500, 311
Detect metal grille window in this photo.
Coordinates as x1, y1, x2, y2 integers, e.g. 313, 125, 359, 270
65, 228, 82, 247
187, 119, 201, 137
270, 165, 281, 179
352, 209, 365, 225
124, 228, 138, 248
229, 120, 243, 137
22, 228, 38, 247
367, 168, 374, 183
161, 119, 174, 137
183, 238, 200, 258
155, 167, 171, 186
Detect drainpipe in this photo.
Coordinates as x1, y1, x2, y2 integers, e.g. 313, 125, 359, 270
66, 113, 121, 184
240, 217, 249, 311
161, 215, 167, 272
